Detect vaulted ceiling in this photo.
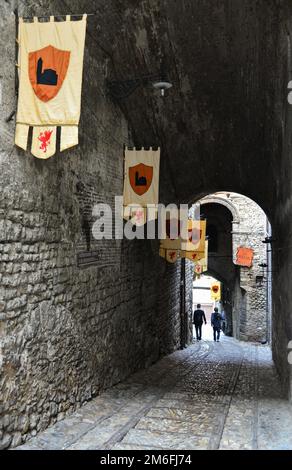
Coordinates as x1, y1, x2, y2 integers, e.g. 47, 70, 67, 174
92, 0, 289, 217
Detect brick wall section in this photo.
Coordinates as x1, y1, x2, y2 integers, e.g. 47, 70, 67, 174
0, 1, 191, 449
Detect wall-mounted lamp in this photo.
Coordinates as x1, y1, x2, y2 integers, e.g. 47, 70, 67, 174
152, 80, 173, 97
106, 63, 173, 100
106, 75, 173, 100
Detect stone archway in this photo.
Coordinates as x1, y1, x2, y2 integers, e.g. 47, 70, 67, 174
200, 195, 240, 225
194, 192, 271, 343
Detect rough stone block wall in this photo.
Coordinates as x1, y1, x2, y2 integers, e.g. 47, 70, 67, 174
185, 260, 194, 343
229, 193, 269, 342
0, 0, 191, 449
267, 2, 292, 399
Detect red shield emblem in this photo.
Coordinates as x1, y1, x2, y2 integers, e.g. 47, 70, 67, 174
129, 163, 153, 196
212, 286, 219, 293
29, 45, 70, 102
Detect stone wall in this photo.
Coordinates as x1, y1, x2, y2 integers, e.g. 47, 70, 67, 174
269, 1, 292, 399
229, 193, 269, 342
185, 260, 194, 344
0, 0, 191, 449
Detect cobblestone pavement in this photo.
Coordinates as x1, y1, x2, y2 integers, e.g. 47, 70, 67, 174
17, 334, 292, 450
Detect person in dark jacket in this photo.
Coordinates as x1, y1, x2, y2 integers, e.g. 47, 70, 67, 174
211, 307, 223, 342
193, 304, 207, 340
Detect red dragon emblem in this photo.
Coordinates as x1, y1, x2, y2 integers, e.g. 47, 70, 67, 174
38, 130, 53, 153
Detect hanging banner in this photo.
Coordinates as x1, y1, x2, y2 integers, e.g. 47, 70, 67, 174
181, 220, 206, 252
123, 148, 160, 221
160, 216, 181, 250
193, 240, 208, 273
15, 14, 87, 158
236, 247, 254, 268
160, 219, 206, 253
200, 239, 209, 273
166, 249, 179, 264
159, 247, 180, 264
211, 282, 221, 301
194, 264, 203, 276
181, 237, 207, 263
123, 204, 158, 226
123, 206, 147, 226
182, 250, 205, 262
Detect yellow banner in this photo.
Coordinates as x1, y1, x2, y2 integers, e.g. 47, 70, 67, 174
180, 220, 206, 252
182, 250, 205, 262
193, 240, 208, 273
161, 219, 206, 252
159, 247, 180, 264
210, 281, 221, 301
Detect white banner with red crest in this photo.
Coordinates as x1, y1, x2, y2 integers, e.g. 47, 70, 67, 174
15, 14, 87, 158
123, 148, 160, 220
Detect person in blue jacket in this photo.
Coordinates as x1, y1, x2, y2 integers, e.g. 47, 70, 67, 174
211, 307, 223, 342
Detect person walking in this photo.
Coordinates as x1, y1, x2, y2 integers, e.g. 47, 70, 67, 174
211, 307, 223, 342
193, 304, 207, 340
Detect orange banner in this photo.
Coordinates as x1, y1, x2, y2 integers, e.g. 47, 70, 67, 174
236, 247, 254, 268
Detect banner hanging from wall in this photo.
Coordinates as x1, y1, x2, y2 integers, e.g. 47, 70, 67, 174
180, 219, 206, 252
123, 147, 160, 224
159, 247, 180, 264
179, 219, 206, 263
159, 218, 207, 266
160, 219, 206, 252
193, 240, 208, 274
201, 239, 209, 273
160, 216, 182, 251
194, 264, 203, 276
15, 14, 87, 158
182, 250, 205, 262
210, 281, 221, 301
235, 246, 254, 268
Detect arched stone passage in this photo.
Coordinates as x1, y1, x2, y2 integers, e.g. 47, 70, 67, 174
195, 192, 271, 343
200, 196, 240, 224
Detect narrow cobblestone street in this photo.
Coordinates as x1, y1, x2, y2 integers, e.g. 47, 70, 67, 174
17, 334, 292, 451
